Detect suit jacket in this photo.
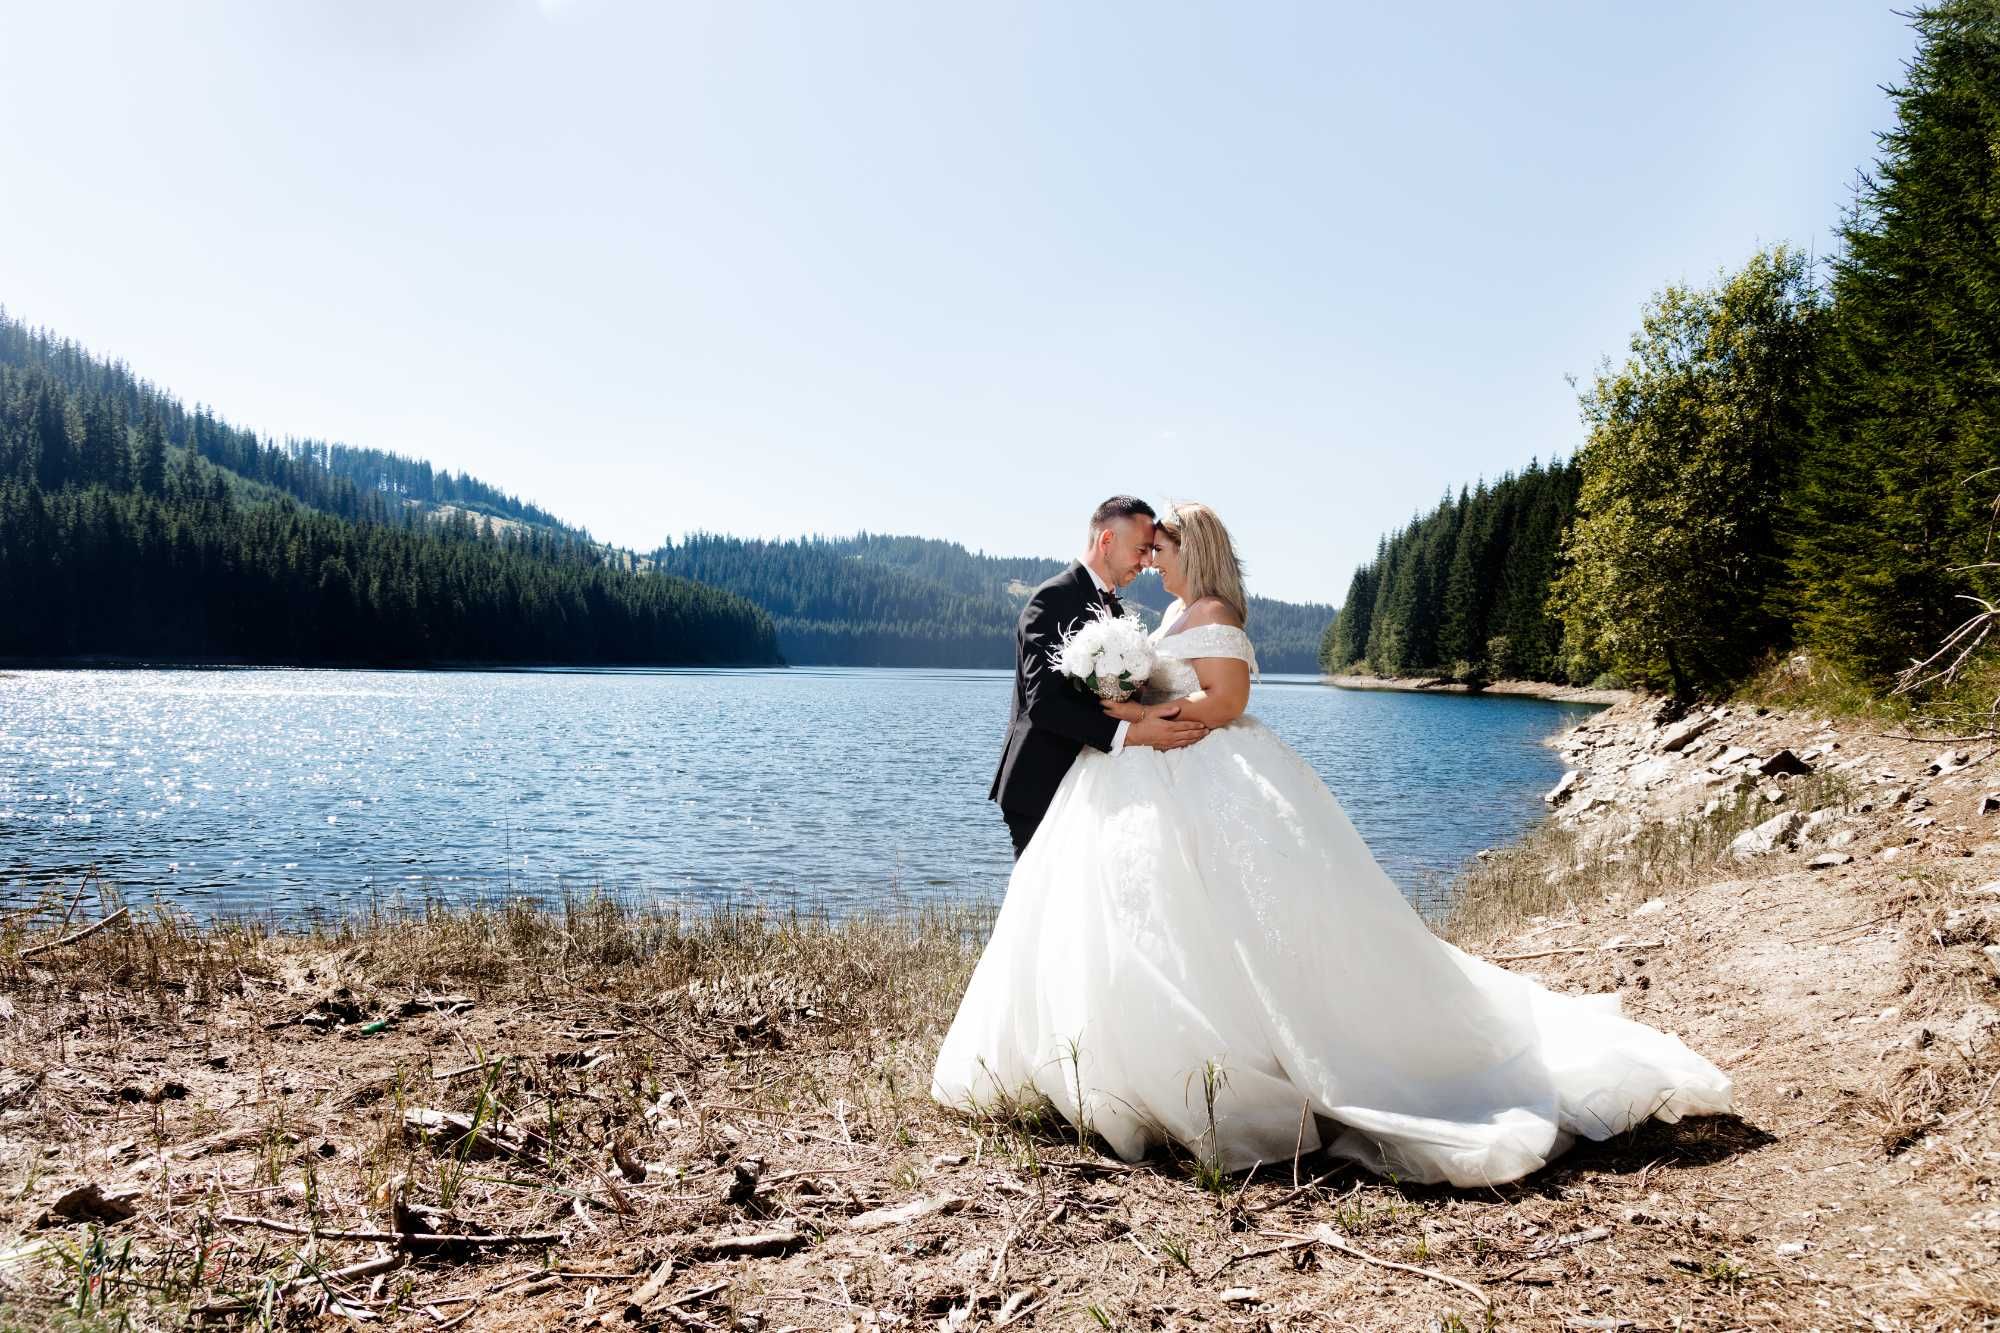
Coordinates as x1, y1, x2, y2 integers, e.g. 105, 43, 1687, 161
990, 562, 1123, 825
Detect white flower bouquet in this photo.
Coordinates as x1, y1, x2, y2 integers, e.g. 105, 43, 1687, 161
1049, 605, 1154, 702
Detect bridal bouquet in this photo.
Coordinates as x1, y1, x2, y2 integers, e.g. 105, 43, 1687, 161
1049, 605, 1154, 701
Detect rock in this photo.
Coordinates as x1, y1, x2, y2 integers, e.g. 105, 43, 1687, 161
1708, 745, 1756, 771
1757, 749, 1814, 777
1730, 811, 1805, 858
1808, 852, 1854, 869
1930, 749, 1972, 775
1980, 793, 2000, 817
1545, 770, 1581, 806
1626, 758, 1675, 789
1985, 945, 2000, 982
1657, 713, 1716, 753
1759, 784, 1788, 805
1826, 828, 1858, 848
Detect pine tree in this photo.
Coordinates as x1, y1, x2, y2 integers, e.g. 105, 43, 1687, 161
1789, 0, 2000, 684
134, 413, 167, 497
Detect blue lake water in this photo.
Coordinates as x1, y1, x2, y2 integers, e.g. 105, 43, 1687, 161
0, 667, 1598, 921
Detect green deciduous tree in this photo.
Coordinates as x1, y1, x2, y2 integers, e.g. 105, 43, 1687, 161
1553, 245, 1822, 696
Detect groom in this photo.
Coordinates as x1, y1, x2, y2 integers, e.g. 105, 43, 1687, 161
990, 496, 1208, 858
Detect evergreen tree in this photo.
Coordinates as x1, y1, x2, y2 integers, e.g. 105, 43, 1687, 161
133, 412, 167, 497
1789, 0, 2000, 684
1328, 466, 1579, 683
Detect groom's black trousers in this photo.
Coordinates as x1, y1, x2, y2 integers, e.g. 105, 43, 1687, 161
1004, 808, 1042, 860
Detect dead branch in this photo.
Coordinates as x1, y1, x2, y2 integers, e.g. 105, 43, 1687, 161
216, 1213, 564, 1249
847, 1194, 965, 1232
1307, 1225, 1489, 1308
690, 1228, 803, 1259
19, 906, 130, 959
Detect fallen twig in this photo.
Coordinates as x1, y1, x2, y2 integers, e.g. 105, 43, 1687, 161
20, 906, 130, 959
847, 1194, 965, 1232
1787, 910, 1902, 946
1245, 1171, 1357, 1216
217, 1213, 564, 1249
1312, 1216, 1488, 1304
193, 1253, 405, 1314
1204, 1236, 1318, 1282
1487, 939, 1663, 964
690, 1228, 803, 1259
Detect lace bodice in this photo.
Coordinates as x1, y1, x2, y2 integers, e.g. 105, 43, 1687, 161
1143, 618, 1260, 703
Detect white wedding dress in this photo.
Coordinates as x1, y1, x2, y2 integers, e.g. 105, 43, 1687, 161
930, 614, 1732, 1187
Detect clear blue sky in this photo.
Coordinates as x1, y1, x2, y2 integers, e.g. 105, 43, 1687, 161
0, 1, 1915, 603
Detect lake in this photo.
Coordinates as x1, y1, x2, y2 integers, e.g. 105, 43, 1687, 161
0, 667, 1598, 922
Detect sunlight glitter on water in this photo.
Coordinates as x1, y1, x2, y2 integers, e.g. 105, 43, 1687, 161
0, 667, 1598, 922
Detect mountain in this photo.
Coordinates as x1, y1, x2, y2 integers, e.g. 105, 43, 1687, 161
0, 311, 779, 666
653, 533, 1336, 672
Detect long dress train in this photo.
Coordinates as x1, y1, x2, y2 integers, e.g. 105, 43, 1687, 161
930, 618, 1731, 1187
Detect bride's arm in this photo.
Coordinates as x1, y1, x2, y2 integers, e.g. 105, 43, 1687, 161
1158, 658, 1250, 727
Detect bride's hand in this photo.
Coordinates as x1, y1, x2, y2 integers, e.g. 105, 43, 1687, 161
1101, 699, 1147, 723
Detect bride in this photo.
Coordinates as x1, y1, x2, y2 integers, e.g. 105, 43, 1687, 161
930, 502, 1732, 1187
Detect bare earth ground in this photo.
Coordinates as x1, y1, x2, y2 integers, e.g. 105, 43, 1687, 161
3, 698, 1998, 1330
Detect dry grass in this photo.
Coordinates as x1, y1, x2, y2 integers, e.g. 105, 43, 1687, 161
1437, 771, 1855, 944
0, 886, 1803, 1332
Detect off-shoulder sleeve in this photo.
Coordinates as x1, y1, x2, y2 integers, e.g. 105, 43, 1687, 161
1171, 624, 1259, 679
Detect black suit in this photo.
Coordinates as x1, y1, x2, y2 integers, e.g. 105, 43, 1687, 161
991, 562, 1123, 857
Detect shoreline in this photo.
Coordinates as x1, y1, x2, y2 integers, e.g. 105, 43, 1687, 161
4, 700, 1997, 1327
1323, 671, 1633, 705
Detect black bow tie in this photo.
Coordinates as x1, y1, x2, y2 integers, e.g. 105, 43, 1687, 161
1102, 587, 1123, 616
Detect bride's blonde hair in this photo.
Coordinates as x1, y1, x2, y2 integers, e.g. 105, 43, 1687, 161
1157, 501, 1248, 626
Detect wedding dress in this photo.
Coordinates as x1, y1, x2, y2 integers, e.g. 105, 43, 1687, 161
930, 614, 1732, 1187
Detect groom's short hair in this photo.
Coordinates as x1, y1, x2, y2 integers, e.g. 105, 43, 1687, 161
1089, 495, 1156, 535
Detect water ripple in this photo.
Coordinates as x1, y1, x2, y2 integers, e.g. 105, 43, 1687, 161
0, 667, 1597, 921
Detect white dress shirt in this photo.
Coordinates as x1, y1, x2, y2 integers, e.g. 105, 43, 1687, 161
1081, 563, 1131, 755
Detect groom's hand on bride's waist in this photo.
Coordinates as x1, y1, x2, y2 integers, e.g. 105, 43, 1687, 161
1127, 706, 1206, 751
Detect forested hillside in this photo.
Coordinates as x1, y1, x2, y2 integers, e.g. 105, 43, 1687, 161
0, 326, 779, 666
656, 534, 1336, 671
1323, 461, 1579, 684
0, 314, 572, 536
1328, 1, 2000, 719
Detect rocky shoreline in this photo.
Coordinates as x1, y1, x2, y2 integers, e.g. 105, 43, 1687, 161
1324, 673, 1632, 705
1544, 694, 2000, 877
